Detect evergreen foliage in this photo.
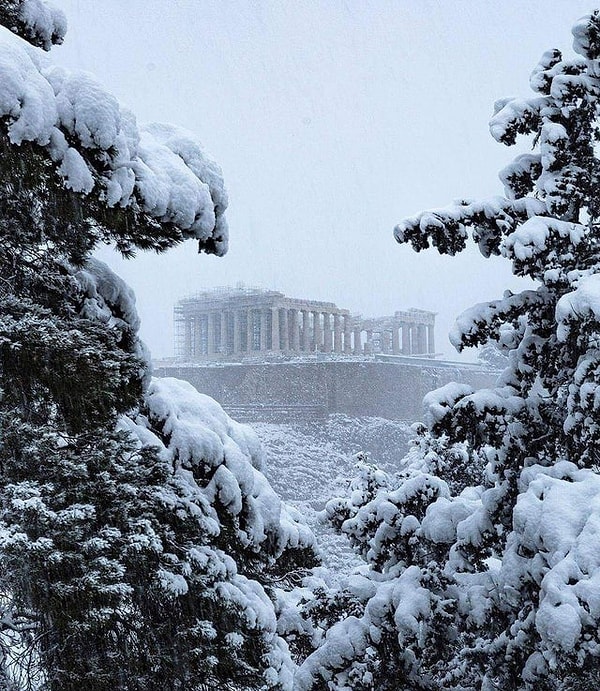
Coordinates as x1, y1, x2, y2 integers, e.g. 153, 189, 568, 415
299, 12, 600, 691
0, 0, 66, 51
0, 7, 317, 690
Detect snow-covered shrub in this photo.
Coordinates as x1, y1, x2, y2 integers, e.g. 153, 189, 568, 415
298, 438, 483, 690
300, 11, 600, 690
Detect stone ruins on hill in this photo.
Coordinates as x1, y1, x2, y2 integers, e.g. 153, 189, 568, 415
173, 285, 436, 360
158, 286, 497, 423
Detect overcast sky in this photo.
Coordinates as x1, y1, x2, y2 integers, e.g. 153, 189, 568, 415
52, 0, 593, 360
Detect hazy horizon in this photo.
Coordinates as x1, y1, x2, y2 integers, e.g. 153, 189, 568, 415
52, 1, 594, 360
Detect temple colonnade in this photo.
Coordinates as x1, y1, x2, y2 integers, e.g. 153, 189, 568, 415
176, 287, 435, 360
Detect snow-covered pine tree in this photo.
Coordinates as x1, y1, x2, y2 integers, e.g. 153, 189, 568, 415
0, 4, 317, 689
296, 433, 483, 690
298, 11, 600, 691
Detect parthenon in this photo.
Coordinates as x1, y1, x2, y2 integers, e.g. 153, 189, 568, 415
174, 285, 435, 361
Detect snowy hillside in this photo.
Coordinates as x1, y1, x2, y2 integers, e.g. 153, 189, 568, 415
252, 415, 414, 573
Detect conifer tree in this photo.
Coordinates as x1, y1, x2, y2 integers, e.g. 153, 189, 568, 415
0, 4, 317, 689
299, 12, 600, 691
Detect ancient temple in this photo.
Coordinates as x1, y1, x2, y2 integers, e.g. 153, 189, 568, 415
174, 285, 435, 360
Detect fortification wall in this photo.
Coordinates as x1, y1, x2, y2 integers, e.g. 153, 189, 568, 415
154, 358, 499, 422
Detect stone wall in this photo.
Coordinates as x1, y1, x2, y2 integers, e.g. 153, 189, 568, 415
154, 358, 499, 422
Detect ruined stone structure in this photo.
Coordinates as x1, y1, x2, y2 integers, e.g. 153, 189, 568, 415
155, 357, 498, 423
174, 286, 435, 361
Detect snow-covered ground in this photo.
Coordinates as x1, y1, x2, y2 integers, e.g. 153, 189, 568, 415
253, 415, 414, 574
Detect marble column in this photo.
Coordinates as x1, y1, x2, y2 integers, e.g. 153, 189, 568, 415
428, 324, 435, 354
417, 325, 427, 354
213, 313, 220, 354
183, 317, 192, 358
213, 313, 220, 353
301, 310, 311, 351
353, 327, 362, 355
271, 307, 280, 351
323, 312, 332, 352
290, 309, 300, 351
260, 310, 268, 351
333, 314, 342, 353
365, 330, 373, 355
391, 326, 400, 355
220, 313, 228, 354
382, 329, 392, 354
280, 308, 289, 350
402, 323, 411, 355
247, 310, 253, 351
233, 311, 241, 354
411, 325, 419, 354
207, 313, 216, 355
197, 315, 206, 356
343, 316, 352, 354
313, 311, 322, 351
188, 316, 195, 358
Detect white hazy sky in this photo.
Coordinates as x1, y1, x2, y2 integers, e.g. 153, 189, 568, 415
51, 0, 594, 360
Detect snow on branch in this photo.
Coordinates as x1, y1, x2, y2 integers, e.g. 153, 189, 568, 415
395, 196, 546, 258
381, 12, 600, 688
0, 0, 66, 50
295, 615, 371, 691
396, 12, 600, 261
556, 274, 600, 342
423, 381, 525, 448
507, 462, 600, 660
450, 289, 547, 351
499, 153, 542, 200
423, 382, 475, 429
74, 258, 141, 334
572, 12, 600, 60
490, 96, 548, 146
500, 216, 586, 278
139, 377, 316, 558
529, 49, 563, 94
119, 396, 305, 690
0, 26, 228, 254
